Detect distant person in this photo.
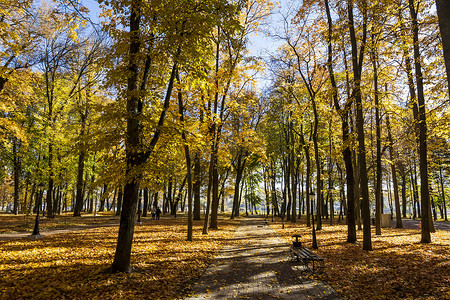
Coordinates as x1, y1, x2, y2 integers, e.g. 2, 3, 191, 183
156, 207, 161, 220
151, 206, 156, 220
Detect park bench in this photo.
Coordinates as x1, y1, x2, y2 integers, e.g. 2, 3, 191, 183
257, 220, 270, 228
289, 234, 324, 276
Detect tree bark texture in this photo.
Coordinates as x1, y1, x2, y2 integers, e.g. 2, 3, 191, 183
193, 153, 201, 220
409, 0, 432, 243
348, 0, 371, 250
325, 0, 356, 242
387, 115, 402, 228
436, 0, 450, 93
13, 139, 20, 215
111, 1, 142, 273
372, 34, 382, 236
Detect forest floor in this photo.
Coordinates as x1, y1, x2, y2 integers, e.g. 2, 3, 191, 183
0, 211, 120, 234
270, 216, 449, 300
0, 213, 448, 299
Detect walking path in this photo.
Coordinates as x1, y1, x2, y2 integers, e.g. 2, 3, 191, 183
395, 219, 450, 231
186, 216, 339, 300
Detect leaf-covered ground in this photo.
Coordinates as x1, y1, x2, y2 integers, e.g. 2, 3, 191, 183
271, 217, 450, 300
0, 212, 119, 234
0, 215, 240, 299
1, 214, 448, 299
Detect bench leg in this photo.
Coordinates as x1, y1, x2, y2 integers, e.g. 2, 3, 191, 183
289, 251, 300, 262
302, 259, 324, 277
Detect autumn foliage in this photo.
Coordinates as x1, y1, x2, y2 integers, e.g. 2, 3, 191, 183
1, 214, 448, 299
0, 215, 239, 299
273, 219, 450, 300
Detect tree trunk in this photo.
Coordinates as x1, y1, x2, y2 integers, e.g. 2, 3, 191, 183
209, 29, 222, 230
46, 143, 54, 218
299, 127, 311, 227
409, 0, 432, 242
401, 173, 407, 218
116, 187, 123, 216
328, 162, 334, 226
439, 165, 448, 221
99, 184, 107, 212
177, 80, 193, 239
436, 0, 450, 93
387, 115, 402, 228
326, 0, 356, 241
232, 152, 246, 218
219, 168, 229, 213
270, 161, 279, 217
112, 2, 143, 272
142, 189, 149, 217
74, 147, 86, 216
311, 99, 322, 230
348, 0, 371, 250
13, 139, 20, 215
193, 153, 201, 220
289, 119, 297, 222
202, 153, 213, 234
372, 31, 382, 236
284, 157, 291, 221
210, 140, 220, 229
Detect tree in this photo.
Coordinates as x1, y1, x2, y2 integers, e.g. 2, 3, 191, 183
176, 73, 193, 241
435, 0, 450, 93
110, 0, 177, 272
324, 0, 357, 243
408, 0, 432, 243
347, 0, 372, 250
386, 114, 403, 228
103, 0, 242, 272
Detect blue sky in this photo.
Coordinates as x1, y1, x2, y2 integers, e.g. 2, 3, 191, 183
83, 0, 293, 90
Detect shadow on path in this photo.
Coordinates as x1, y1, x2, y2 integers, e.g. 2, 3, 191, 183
186, 216, 340, 300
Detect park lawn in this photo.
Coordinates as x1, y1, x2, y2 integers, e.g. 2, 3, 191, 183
273, 218, 450, 300
0, 215, 240, 299
0, 212, 120, 234
1, 214, 448, 299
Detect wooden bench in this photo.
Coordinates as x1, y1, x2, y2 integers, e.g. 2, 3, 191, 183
262, 220, 269, 226
289, 235, 324, 276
